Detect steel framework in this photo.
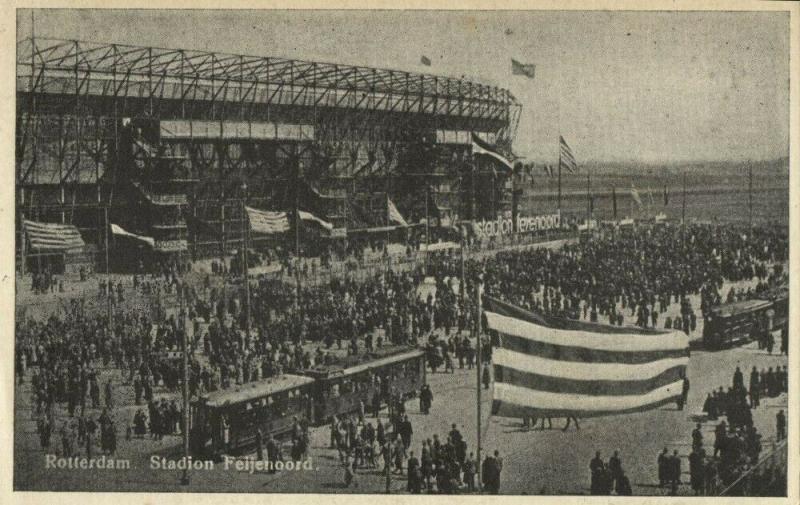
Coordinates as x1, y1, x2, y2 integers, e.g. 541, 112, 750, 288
17, 37, 521, 265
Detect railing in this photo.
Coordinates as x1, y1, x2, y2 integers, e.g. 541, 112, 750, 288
718, 440, 787, 497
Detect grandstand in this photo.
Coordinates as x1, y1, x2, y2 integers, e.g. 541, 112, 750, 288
16, 37, 521, 272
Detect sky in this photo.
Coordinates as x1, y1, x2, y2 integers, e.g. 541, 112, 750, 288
17, 9, 791, 164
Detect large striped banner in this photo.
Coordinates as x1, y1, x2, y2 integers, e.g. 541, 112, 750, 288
23, 220, 86, 252
484, 297, 689, 418
246, 207, 290, 234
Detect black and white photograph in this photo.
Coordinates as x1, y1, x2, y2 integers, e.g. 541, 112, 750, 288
10, 3, 796, 498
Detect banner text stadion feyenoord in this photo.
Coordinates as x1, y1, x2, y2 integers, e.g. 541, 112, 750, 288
474, 212, 562, 237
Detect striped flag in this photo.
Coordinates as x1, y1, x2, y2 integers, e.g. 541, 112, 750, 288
511, 59, 536, 79
246, 207, 290, 234
631, 184, 643, 207
471, 132, 514, 172
484, 297, 689, 418
23, 220, 85, 251
559, 136, 578, 174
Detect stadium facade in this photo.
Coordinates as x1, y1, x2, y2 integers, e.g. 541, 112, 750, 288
16, 37, 521, 272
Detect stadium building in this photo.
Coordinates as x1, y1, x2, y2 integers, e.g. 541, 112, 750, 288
16, 37, 521, 273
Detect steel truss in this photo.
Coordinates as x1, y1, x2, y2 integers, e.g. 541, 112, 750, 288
17, 37, 521, 262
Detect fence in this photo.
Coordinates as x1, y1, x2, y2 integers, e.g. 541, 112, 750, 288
718, 440, 787, 497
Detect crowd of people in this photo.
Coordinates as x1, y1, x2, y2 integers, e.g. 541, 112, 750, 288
15, 221, 789, 495
650, 364, 790, 497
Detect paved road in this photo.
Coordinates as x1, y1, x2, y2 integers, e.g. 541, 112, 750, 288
14, 336, 787, 494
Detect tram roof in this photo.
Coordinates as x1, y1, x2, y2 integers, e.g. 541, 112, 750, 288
710, 299, 772, 318
305, 347, 425, 379
201, 374, 314, 408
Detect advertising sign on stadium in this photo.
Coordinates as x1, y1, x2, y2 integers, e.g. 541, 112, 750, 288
475, 212, 561, 237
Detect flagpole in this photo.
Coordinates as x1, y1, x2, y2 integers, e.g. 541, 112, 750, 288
475, 273, 483, 493
557, 150, 562, 212
681, 171, 687, 249
748, 164, 753, 228
424, 181, 430, 274
586, 171, 591, 221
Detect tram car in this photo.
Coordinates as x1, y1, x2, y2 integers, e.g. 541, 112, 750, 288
702, 289, 788, 350
303, 346, 426, 425
190, 374, 314, 457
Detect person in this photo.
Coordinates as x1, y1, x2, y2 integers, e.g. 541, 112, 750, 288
776, 410, 786, 441
589, 451, 604, 494
399, 415, 413, 450
733, 366, 744, 390
689, 447, 705, 496
255, 428, 264, 462
668, 449, 681, 495
266, 434, 280, 473
678, 375, 690, 410
407, 450, 421, 493
616, 471, 632, 495
481, 450, 501, 494
482, 364, 491, 390
463, 452, 476, 492
608, 450, 623, 492
749, 366, 761, 408
657, 447, 668, 487
691, 423, 703, 450
343, 454, 357, 488
713, 421, 726, 457
419, 384, 433, 414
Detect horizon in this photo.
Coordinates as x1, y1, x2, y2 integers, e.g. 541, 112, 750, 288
17, 9, 791, 165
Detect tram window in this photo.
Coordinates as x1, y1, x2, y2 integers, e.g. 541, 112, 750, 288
331, 384, 340, 398
246, 402, 253, 411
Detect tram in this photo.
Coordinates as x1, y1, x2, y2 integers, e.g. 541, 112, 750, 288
303, 347, 426, 425
190, 374, 314, 457
702, 299, 774, 349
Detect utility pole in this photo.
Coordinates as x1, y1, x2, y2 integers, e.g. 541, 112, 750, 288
220, 187, 227, 310
475, 274, 483, 493
104, 205, 111, 321
180, 272, 190, 485
241, 182, 250, 334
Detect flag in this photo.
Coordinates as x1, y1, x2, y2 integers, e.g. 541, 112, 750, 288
612, 188, 618, 219
246, 207, 290, 234
387, 197, 408, 227
110, 223, 155, 247
298, 210, 333, 231
420, 55, 432, 66
471, 132, 514, 172
24, 220, 86, 251
631, 184, 643, 207
484, 297, 689, 418
511, 58, 536, 79
559, 136, 578, 174
663, 185, 669, 206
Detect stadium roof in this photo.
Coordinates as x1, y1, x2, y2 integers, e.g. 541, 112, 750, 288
17, 37, 520, 113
